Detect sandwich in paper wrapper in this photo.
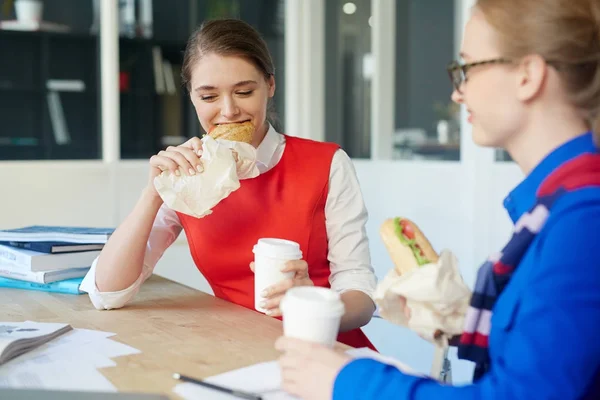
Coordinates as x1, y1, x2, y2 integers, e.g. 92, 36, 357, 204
374, 217, 472, 348
153, 122, 259, 218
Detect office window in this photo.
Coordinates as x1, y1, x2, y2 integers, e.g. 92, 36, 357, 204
0, 0, 100, 160
0, 0, 285, 161
393, 0, 459, 161
325, 0, 372, 159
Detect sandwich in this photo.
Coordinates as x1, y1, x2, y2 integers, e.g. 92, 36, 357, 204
380, 217, 448, 340
208, 121, 255, 144
379, 217, 439, 275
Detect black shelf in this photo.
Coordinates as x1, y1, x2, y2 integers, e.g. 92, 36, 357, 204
0, 0, 284, 161
0, 86, 41, 93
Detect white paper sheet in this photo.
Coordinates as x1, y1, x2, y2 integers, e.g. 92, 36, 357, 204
0, 362, 117, 392
0, 323, 138, 392
172, 348, 419, 400
5, 344, 117, 369
85, 337, 141, 359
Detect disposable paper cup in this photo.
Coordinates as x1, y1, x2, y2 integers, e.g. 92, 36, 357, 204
15, 0, 43, 23
253, 238, 302, 313
280, 286, 345, 348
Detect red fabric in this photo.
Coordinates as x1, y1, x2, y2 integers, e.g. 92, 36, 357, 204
492, 261, 512, 275
537, 153, 600, 196
460, 332, 489, 348
177, 135, 376, 350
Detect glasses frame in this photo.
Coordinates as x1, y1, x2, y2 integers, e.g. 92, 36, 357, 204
446, 58, 512, 93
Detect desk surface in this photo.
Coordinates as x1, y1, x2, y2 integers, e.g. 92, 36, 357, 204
1, 275, 289, 398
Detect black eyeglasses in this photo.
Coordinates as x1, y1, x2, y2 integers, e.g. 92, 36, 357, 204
447, 58, 512, 93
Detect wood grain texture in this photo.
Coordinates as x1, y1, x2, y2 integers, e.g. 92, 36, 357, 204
0, 275, 297, 398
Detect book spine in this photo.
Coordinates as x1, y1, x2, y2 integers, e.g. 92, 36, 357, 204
0, 278, 82, 295
0, 267, 45, 284
0, 247, 30, 267
7, 241, 53, 253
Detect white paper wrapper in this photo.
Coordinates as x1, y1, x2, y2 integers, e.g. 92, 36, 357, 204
374, 250, 472, 348
153, 136, 259, 218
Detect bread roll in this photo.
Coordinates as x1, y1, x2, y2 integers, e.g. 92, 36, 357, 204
208, 121, 254, 143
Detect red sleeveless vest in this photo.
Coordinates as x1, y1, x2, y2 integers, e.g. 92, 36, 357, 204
177, 135, 375, 349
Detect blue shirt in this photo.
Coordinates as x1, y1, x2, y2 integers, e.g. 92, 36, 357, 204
335, 133, 600, 400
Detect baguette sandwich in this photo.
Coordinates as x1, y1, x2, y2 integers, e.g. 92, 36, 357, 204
379, 217, 439, 275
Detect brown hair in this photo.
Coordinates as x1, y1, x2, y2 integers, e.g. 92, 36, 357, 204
476, 0, 600, 141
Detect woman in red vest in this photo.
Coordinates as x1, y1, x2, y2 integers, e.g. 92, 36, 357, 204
80, 19, 377, 350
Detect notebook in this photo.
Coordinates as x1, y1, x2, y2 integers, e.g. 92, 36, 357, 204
0, 321, 72, 365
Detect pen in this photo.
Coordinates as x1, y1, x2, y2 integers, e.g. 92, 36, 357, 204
172, 372, 263, 400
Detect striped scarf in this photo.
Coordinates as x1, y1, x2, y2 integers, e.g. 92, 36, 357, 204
458, 152, 600, 380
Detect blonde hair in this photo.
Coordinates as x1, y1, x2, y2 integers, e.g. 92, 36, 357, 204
476, 0, 600, 142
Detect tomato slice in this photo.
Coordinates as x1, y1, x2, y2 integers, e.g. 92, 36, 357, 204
400, 220, 415, 240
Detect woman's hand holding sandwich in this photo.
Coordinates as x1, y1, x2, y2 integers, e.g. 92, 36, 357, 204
147, 137, 205, 193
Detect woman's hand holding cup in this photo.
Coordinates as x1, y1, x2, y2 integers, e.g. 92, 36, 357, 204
251, 259, 314, 317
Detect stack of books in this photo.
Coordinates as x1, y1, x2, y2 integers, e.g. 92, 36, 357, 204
0, 226, 114, 295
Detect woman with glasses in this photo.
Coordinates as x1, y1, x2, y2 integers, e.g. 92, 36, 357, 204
275, 0, 600, 398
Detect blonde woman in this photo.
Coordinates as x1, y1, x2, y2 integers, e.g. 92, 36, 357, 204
275, 0, 600, 398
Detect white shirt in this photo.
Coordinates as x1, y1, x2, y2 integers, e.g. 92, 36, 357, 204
81, 125, 377, 310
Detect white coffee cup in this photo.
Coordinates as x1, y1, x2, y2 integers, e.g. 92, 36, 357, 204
15, 0, 43, 23
280, 286, 345, 348
253, 238, 302, 314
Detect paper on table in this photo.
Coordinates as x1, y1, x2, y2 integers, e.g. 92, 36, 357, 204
87, 338, 141, 359
5, 343, 117, 369
374, 250, 472, 347
172, 348, 419, 400
154, 136, 260, 218
0, 362, 117, 392
37, 329, 116, 352
6, 329, 132, 370
0, 325, 140, 392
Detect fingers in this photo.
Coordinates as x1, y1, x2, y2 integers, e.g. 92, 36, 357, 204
181, 136, 204, 156
259, 294, 284, 317
149, 154, 180, 176
262, 278, 294, 299
278, 354, 302, 397
249, 261, 255, 273
281, 260, 309, 279
166, 146, 204, 175
150, 146, 203, 176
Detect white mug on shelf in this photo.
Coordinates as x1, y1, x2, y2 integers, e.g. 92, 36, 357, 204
15, 0, 44, 23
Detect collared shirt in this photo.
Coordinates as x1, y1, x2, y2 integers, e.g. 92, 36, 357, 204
334, 132, 600, 400
81, 125, 377, 310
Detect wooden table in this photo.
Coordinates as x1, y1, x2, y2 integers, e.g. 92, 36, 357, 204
0, 275, 291, 399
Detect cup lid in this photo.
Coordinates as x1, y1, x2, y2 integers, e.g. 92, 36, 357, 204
280, 287, 345, 317
252, 238, 302, 259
